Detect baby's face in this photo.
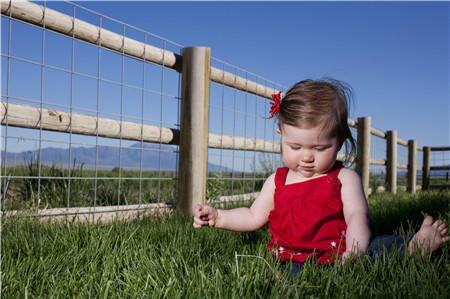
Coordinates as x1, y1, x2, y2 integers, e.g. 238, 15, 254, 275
279, 124, 340, 180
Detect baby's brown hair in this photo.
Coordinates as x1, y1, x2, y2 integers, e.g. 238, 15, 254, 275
277, 78, 356, 161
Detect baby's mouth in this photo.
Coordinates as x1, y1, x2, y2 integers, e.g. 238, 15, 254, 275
300, 165, 314, 171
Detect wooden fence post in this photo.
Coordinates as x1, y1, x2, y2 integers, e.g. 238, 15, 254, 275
407, 140, 417, 193
386, 130, 397, 193
177, 47, 211, 216
356, 117, 371, 197
422, 146, 431, 190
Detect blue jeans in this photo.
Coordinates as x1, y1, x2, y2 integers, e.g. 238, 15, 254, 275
279, 234, 415, 279
367, 233, 415, 259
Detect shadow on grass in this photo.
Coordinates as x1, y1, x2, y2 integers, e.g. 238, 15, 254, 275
368, 189, 450, 236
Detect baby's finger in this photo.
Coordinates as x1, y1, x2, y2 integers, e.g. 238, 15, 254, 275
193, 222, 207, 229
193, 217, 207, 228
197, 205, 210, 216
194, 205, 204, 214
195, 206, 207, 219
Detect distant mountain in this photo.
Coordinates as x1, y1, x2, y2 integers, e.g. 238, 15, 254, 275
417, 169, 450, 177
391, 169, 449, 178
2, 143, 226, 172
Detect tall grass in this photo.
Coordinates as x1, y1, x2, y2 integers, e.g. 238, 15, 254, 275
2, 190, 450, 298
3, 157, 269, 211
3, 158, 178, 210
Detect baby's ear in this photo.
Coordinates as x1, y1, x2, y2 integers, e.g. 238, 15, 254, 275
276, 128, 282, 135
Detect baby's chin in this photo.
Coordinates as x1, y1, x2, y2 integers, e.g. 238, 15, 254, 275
293, 168, 325, 180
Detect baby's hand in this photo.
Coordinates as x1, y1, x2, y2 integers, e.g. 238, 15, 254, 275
193, 205, 218, 229
340, 250, 358, 265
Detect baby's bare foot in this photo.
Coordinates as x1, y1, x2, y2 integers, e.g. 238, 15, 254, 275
408, 216, 450, 256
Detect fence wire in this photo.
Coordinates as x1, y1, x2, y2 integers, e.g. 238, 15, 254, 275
1, 1, 445, 219
207, 58, 286, 204
369, 131, 386, 192
430, 150, 450, 185
1, 1, 182, 218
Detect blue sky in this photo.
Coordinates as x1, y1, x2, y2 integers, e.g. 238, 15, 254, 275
66, 0, 449, 149
1, 0, 449, 162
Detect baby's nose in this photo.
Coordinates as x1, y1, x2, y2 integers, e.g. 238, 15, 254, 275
301, 150, 314, 162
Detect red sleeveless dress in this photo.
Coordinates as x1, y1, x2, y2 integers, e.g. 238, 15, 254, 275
268, 162, 347, 264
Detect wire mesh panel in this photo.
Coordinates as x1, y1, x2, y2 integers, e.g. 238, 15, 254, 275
1, 1, 182, 218
2, 1, 439, 221
430, 149, 450, 186
207, 58, 286, 204
416, 148, 424, 185
396, 139, 410, 190
369, 130, 386, 193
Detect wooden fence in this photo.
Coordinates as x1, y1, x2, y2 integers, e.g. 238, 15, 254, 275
422, 147, 450, 190
1, 1, 447, 218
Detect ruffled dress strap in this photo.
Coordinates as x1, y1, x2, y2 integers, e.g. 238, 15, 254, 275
274, 167, 289, 187
329, 161, 344, 175
326, 161, 344, 182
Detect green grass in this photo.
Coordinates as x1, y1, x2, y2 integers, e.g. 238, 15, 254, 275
3, 160, 267, 211
2, 190, 450, 298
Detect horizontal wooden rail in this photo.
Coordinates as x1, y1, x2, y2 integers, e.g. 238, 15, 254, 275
369, 127, 420, 152
0, 102, 179, 144
370, 127, 385, 138
397, 163, 408, 169
0, 0, 365, 121
0, 0, 181, 70
431, 147, 450, 151
1, 0, 440, 203
2, 101, 406, 169
366, 159, 421, 171
422, 147, 450, 190
0, 0, 279, 101
430, 166, 450, 171
348, 118, 357, 128
370, 158, 386, 166
210, 67, 280, 100
397, 138, 408, 146
208, 134, 280, 152
0, 102, 280, 153
3, 203, 172, 224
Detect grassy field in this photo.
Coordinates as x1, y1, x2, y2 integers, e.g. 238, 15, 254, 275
2, 160, 268, 211
1, 189, 450, 298
4, 156, 448, 212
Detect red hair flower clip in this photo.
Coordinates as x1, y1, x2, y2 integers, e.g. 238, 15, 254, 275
269, 91, 281, 119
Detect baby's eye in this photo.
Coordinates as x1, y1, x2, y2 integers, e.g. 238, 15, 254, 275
315, 147, 326, 151
290, 146, 301, 150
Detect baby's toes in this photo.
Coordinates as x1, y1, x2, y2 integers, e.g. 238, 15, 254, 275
432, 219, 443, 228
438, 223, 448, 234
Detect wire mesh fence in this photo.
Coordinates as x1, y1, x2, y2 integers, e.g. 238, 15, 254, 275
369, 130, 386, 193
207, 58, 286, 204
397, 140, 409, 188
430, 149, 450, 186
1, 1, 446, 220
1, 1, 182, 219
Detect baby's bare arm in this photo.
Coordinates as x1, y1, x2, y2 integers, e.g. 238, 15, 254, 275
193, 173, 276, 232
339, 168, 371, 257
